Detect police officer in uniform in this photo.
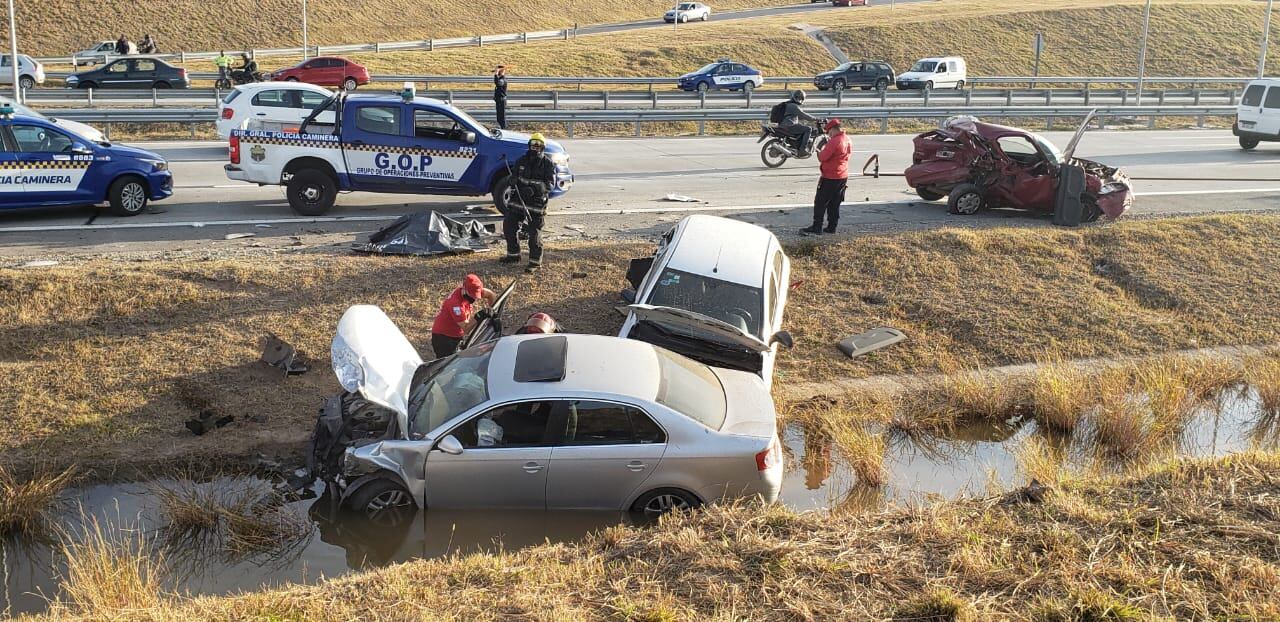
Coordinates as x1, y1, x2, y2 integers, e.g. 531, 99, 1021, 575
501, 133, 556, 272
493, 65, 509, 130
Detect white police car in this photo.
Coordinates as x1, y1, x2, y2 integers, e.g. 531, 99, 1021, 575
677, 59, 763, 93
0, 104, 173, 216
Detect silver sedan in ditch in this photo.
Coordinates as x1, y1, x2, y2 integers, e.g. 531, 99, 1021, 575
329, 305, 783, 517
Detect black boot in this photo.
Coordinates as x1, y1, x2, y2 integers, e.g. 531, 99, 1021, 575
800, 225, 822, 235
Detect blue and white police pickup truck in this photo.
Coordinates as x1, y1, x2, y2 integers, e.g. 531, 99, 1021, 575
0, 103, 173, 216
225, 91, 573, 215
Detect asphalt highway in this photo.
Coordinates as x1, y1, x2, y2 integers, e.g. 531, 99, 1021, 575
573, 0, 933, 37
1, 128, 1277, 258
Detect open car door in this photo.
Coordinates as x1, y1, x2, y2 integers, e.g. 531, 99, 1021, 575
1060, 109, 1096, 162
459, 279, 517, 350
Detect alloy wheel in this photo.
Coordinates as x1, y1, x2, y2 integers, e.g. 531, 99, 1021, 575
121, 182, 146, 213
365, 489, 411, 516
643, 493, 691, 515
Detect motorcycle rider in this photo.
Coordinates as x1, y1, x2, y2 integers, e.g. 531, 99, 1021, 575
501, 133, 556, 272
778, 90, 819, 154
138, 34, 158, 54
235, 53, 259, 83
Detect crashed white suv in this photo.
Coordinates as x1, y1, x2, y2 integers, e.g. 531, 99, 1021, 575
619, 215, 792, 388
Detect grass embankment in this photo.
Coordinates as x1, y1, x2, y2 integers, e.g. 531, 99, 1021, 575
33, 452, 1280, 621
6, 214, 1280, 477
18, 0, 781, 58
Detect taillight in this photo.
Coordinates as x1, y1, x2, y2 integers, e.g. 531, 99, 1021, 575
755, 437, 780, 471
220, 107, 234, 120
229, 135, 240, 164
180, 68, 188, 79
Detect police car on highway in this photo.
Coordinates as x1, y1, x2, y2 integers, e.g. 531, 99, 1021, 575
0, 103, 173, 215
225, 87, 573, 216
677, 59, 764, 93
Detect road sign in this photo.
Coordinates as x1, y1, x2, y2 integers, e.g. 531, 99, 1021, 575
1033, 32, 1045, 85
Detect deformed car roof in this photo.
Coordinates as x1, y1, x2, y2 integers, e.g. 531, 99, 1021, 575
486, 334, 663, 403
663, 214, 778, 288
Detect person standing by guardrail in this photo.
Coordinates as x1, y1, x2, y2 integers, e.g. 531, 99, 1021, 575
214, 51, 233, 84
802, 119, 851, 235
138, 34, 158, 55
494, 65, 509, 129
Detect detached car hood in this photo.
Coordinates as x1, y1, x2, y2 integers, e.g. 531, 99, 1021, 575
627, 304, 770, 352
331, 305, 423, 423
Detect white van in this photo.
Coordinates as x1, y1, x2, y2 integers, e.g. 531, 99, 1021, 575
1236, 78, 1280, 150
896, 56, 966, 91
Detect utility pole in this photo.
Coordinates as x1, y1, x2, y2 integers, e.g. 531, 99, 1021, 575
1261, 0, 1274, 78
302, 0, 309, 59
6, 0, 19, 102
1136, 0, 1152, 105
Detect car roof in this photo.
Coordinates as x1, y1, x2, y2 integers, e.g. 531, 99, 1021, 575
486, 334, 662, 403
235, 82, 329, 93
664, 215, 776, 287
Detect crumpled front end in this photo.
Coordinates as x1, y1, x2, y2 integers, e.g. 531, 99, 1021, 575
1076, 157, 1133, 220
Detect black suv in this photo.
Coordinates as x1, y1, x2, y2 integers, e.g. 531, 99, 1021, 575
813, 61, 894, 91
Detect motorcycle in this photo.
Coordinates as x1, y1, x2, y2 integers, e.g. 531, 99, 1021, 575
215, 66, 264, 90
758, 119, 829, 168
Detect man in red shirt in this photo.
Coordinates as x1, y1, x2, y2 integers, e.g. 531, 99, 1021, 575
802, 118, 852, 235
430, 274, 497, 357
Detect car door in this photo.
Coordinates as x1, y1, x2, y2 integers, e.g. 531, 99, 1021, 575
423, 400, 558, 509
1238, 83, 1265, 132
296, 89, 336, 129
711, 64, 738, 89
249, 88, 294, 129
1259, 85, 1280, 136
320, 58, 344, 85
342, 102, 409, 191
545, 400, 667, 510
0, 125, 26, 204
100, 59, 132, 88
996, 135, 1056, 210
6, 122, 96, 205
133, 58, 159, 88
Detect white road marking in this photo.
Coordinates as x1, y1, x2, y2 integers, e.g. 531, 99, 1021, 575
1134, 187, 1280, 197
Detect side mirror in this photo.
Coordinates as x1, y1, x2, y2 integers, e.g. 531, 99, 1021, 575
463, 131, 477, 144
72, 144, 93, 155
437, 435, 464, 455
769, 331, 794, 349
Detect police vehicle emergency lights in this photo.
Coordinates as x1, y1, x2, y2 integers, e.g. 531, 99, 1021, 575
0, 103, 173, 215
225, 83, 573, 216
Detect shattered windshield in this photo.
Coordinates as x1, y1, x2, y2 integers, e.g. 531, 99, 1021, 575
645, 268, 763, 336
406, 342, 494, 438
909, 61, 938, 73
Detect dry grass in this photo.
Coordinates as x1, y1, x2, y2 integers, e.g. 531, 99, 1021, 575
0, 466, 77, 538
152, 477, 310, 558
53, 516, 164, 616
27, 452, 1280, 621
1246, 354, 1280, 414
1029, 364, 1091, 434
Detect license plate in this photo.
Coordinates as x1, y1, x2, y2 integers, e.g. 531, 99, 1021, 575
1241, 121, 1256, 129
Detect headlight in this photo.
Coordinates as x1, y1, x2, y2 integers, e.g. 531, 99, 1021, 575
331, 335, 365, 393
141, 159, 167, 172
66, 76, 79, 83
549, 152, 570, 165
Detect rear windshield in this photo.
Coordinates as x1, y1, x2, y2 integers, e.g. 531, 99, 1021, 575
646, 268, 764, 336
654, 348, 726, 430
1266, 87, 1280, 110
1243, 84, 1266, 107
910, 61, 938, 72
222, 89, 243, 105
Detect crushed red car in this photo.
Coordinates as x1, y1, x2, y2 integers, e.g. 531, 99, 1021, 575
904, 115, 1132, 223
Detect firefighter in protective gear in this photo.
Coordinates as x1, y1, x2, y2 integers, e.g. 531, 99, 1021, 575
501, 132, 556, 271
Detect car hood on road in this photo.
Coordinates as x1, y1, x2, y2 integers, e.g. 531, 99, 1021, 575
627, 304, 770, 352
331, 305, 423, 424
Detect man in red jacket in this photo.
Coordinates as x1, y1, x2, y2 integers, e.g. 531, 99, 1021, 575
802, 118, 852, 235
430, 274, 497, 358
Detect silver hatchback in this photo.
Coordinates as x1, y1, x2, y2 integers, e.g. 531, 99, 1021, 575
321, 305, 783, 518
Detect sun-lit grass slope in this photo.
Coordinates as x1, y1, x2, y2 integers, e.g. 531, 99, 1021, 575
17, 0, 783, 58
34, 452, 1280, 621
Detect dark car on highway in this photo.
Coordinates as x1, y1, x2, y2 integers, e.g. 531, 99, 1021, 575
64, 57, 190, 90
813, 61, 894, 91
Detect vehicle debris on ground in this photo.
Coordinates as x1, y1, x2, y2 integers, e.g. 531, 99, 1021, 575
260, 334, 311, 375
837, 327, 906, 358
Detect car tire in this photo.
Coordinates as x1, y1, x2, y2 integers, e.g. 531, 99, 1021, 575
702, 13, 709, 20
344, 477, 414, 519
286, 168, 337, 216
915, 186, 946, 201
153, 82, 171, 89
947, 183, 985, 215
1240, 136, 1260, 150
107, 176, 149, 216
743, 80, 754, 93
342, 78, 358, 91
1083, 200, 1103, 223
696, 81, 710, 93
833, 78, 845, 91
631, 488, 701, 516
875, 78, 888, 91
955, 80, 965, 91
492, 174, 516, 216
18, 75, 34, 90
761, 138, 788, 168
78, 81, 96, 90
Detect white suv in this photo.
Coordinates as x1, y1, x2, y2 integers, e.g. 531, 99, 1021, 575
217, 82, 334, 139
0, 55, 45, 90
1236, 78, 1280, 150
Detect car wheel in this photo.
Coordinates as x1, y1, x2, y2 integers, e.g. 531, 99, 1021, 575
947, 183, 985, 215
492, 175, 516, 216
833, 78, 845, 91
78, 81, 96, 90
955, 80, 965, 91
915, 186, 946, 201
107, 177, 149, 216
286, 168, 337, 216
1240, 136, 1260, 150
342, 78, 358, 91
923, 81, 933, 93
702, 12, 708, 20
1083, 199, 1103, 223
743, 80, 754, 93
18, 75, 34, 90
345, 477, 413, 519
153, 81, 171, 89
696, 81, 710, 93
631, 488, 701, 516
761, 138, 788, 168
875, 78, 888, 91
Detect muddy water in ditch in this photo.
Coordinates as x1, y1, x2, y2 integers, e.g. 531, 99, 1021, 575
5, 388, 1277, 614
